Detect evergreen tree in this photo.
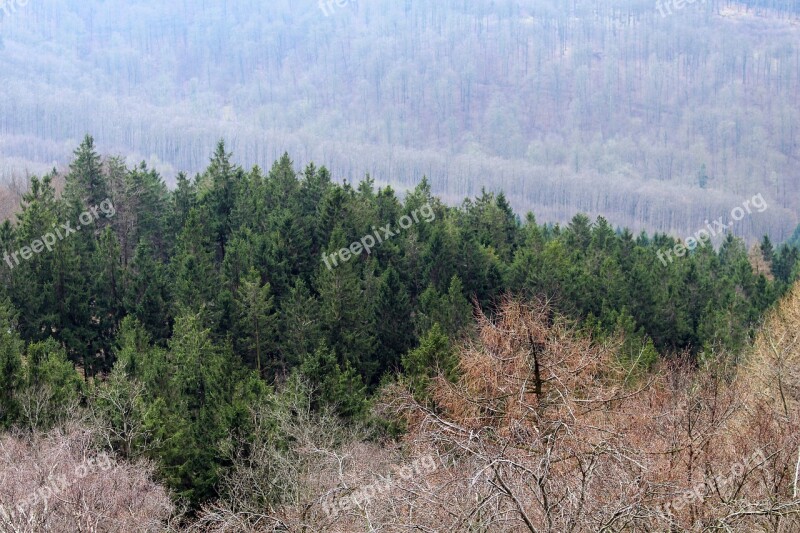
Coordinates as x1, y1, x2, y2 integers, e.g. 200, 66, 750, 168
21, 338, 83, 429
235, 268, 276, 375
155, 312, 249, 505
373, 266, 414, 378
760, 235, 775, 262
91, 228, 124, 371
300, 342, 367, 419
316, 227, 376, 383
416, 275, 472, 338
199, 140, 241, 261
64, 134, 108, 210
171, 172, 197, 236
0, 301, 23, 427
124, 242, 172, 344
171, 207, 219, 319
279, 279, 322, 370
401, 323, 457, 404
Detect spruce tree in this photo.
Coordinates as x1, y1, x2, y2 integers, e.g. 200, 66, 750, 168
236, 268, 276, 375
0, 300, 23, 427
64, 134, 108, 210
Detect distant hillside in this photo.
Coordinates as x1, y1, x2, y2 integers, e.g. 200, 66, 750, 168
0, 0, 798, 240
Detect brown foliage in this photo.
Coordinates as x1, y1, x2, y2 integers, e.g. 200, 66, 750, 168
192, 296, 800, 532
0, 423, 173, 532
744, 283, 800, 416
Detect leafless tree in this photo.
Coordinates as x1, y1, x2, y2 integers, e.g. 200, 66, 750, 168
0, 422, 173, 532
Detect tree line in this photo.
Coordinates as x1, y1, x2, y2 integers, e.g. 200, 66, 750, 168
0, 136, 798, 508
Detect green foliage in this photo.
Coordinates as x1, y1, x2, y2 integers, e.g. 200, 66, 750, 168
64, 135, 108, 210
373, 266, 414, 377
0, 301, 23, 427
401, 323, 457, 403
124, 242, 172, 343
300, 343, 368, 419
2, 140, 797, 510
761, 235, 775, 262
235, 268, 276, 375
415, 275, 472, 338
611, 310, 658, 383
21, 338, 84, 429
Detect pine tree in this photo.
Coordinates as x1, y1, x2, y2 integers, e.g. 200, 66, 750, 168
0, 300, 23, 427
91, 228, 124, 371
200, 140, 241, 261
20, 338, 83, 429
158, 312, 240, 504
279, 279, 322, 369
119, 162, 172, 261
8, 175, 60, 343
236, 269, 276, 375
266, 152, 300, 208
64, 135, 108, 210
761, 235, 775, 262
171, 208, 219, 319
171, 172, 197, 235
416, 275, 472, 338
300, 342, 367, 419
401, 323, 456, 403
124, 242, 172, 344
373, 266, 414, 379
316, 227, 376, 382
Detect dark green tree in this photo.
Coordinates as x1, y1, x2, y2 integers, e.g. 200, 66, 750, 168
0, 300, 23, 427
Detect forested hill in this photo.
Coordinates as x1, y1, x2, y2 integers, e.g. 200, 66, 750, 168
1, 0, 799, 241
3, 137, 799, 377
0, 138, 798, 516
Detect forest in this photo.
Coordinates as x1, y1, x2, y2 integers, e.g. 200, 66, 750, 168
2, 0, 800, 242
0, 138, 799, 531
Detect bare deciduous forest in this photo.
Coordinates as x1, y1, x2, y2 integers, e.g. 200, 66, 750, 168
1, 0, 799, 240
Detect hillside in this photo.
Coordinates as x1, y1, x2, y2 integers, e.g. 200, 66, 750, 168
1, 0, 799, 240
0, 136, 796, 530
3, 2, 800, 529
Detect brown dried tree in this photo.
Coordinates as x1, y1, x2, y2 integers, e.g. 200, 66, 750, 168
191, 296, 800, 532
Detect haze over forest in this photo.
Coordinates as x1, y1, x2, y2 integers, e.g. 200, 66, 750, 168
4, 2, 800, 531
1, 0, 799, 241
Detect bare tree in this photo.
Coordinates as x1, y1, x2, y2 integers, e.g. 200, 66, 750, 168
0, 422, 173, 532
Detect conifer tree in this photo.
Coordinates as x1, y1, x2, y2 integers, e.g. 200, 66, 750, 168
0, 300, 23, 427
64, 134, 108, 211
236, 268, 276, 375
279, 279, 322, 369
124, 242, 172, 344
91, 228, 124, 370
316, 227, 376, 382
374, 266, 414, 378
300, 342, 367, 419
401, 323, 457, 403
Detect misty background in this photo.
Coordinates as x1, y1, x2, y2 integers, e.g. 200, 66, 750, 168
0, 0, 798, 241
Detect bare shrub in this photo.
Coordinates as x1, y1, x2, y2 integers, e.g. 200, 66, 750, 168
0, 422, 173, 532
188, 296, 800, 532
